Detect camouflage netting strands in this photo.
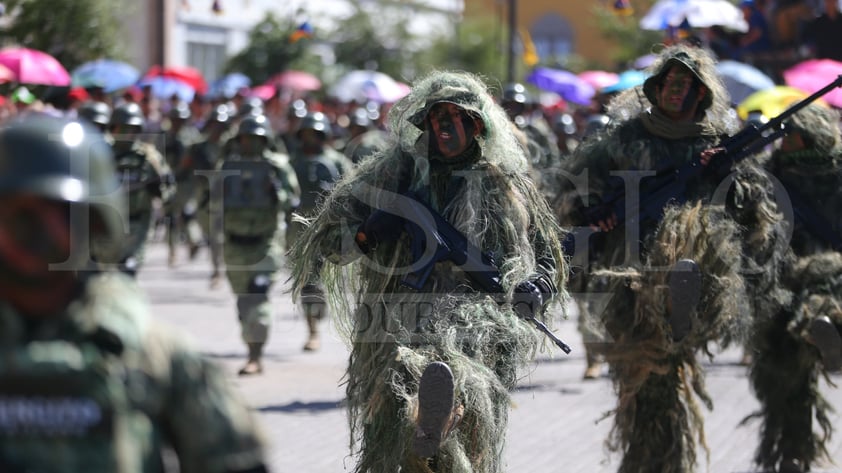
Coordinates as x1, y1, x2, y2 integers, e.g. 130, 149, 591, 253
595, 203, 749, 473
288, 70, 567, 473
745, 252, 842, 471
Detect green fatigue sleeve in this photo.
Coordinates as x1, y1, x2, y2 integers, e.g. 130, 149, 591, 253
137, 142, 176, 204
157, 335, 267, 473
266, 152, 301, 212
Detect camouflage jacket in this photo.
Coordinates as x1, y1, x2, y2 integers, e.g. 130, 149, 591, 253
0, 273, 267, 473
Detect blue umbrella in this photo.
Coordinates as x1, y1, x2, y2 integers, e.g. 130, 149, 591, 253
208, 72, 251, 99
526, 67, 595, 105
71, 59, 140, 92
136, 76, 195, 102
716, 60, 776, 104
601, 70, 649, 93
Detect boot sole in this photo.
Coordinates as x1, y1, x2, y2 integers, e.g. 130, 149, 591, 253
808, 316, 842, 372
413, 361, 455, 458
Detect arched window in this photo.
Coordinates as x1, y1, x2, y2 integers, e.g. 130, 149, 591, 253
531, 13, 574, 64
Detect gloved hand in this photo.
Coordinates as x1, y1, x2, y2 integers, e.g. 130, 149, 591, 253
355, 208, 406, 253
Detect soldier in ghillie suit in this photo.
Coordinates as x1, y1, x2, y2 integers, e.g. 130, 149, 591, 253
553, 43, 767, 472
744, 103, 842, 473
288, 70, 567, 472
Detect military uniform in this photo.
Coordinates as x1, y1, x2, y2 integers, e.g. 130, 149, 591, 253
288, 71, 567, 473
0, 114, 268, 473
288, 112, 353, 351
747, 103, 842, 473
221, 114, 300, 375
93, 103, 174, 276
554, 45, 767, 473
163, 102, 203, 266
0, 274, 268, 473
187, 105, 232, 288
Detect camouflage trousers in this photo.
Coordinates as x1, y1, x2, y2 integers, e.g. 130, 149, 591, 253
223, 236, 284, 345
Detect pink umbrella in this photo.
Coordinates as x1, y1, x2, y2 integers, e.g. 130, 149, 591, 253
0, 47, 71, 86
578, 70, 620, 92
783, 59, 842, 108
248, 84, 277, 101
0, 64, 14, 83
265, 70, 322, 92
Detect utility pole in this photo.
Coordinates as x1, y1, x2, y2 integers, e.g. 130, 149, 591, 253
506, 0, 517, 84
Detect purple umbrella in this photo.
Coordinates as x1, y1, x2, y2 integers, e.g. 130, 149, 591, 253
526, 67, 595, 105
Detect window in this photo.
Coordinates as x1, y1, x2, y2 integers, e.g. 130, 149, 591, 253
531, 12, 574, 64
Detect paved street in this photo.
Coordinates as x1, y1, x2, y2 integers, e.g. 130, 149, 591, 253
138, 241, 842, 473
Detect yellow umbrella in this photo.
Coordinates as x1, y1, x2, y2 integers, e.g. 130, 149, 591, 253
736, 85, 827, 121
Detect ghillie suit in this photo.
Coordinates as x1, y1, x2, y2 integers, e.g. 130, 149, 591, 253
744, 103, 842, 473
554, 44, 763, 473
289, 71, 567, 473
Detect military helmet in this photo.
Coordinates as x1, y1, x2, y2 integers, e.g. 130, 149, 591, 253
349, 107, 372, 128
297, 111, 332, 139
168, 101, 191, 120
642, 48, 713, 113
583, 113, 611, 138
209, 104, 231, 124
238, 96, 264, 118
0, 114, 125, 240
77, 101, 112, 128
502, 83, 531, 104
554, 113, 577, 136
110, 102, 145, 129
237, 114, 272, 138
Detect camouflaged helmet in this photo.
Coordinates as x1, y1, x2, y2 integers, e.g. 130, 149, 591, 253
642, 45, 714, 113
77, 101, 112, 129
407, 80, 486, 132
110, 102, 145, 129
784, 102, 842, 158
297, 111, 332, 139
0, 114, 125, 240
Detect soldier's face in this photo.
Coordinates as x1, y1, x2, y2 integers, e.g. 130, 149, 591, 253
656, 65, 707, 121
426, 102, 483, 159
0, 195, 77, 316
239, 135, 266, 155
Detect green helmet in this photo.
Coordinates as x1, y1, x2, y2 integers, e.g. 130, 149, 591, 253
237, 114, 272, 139
110, 102, 145, 129
502, 83, 531, 104
168, 101, 191, 121
77, 101, 112, 129
297, 111, 332, 139
0, 114, 126, 243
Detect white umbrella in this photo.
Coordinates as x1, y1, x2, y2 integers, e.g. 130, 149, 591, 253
328, 70, 409, 103
640, 0, 749, 33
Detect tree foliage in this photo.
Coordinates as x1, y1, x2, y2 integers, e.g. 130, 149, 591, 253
592, 3, 664, 68
223, 12, 310, 84
0, 0, 126, 71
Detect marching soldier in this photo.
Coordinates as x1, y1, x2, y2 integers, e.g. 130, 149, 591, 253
93, 102, 174, 276
0, 114, 269, 473
288, 111, 353, 351
221, 114, 300, 375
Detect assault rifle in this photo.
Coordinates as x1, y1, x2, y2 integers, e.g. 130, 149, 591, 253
582, 75, 842, 235
389, 192, 572, 353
